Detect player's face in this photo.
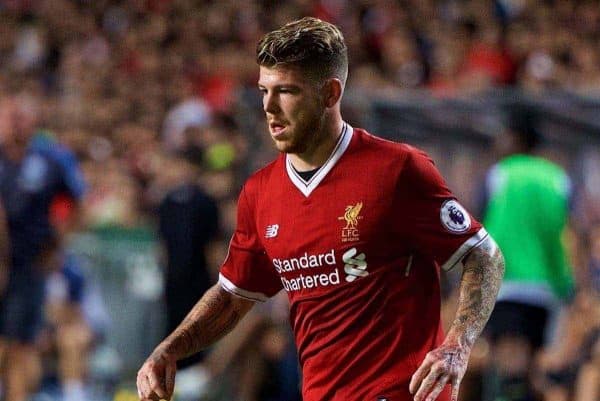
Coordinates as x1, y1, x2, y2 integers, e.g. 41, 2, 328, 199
258, 66, 326, 154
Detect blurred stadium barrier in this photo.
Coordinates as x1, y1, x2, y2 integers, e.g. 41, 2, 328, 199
68, 226, 164, 378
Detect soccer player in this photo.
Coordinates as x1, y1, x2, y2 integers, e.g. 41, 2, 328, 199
0, 94, 86, 401
137, 17, 505, 401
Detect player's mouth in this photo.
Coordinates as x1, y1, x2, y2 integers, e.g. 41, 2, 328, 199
269, 122, 288, 138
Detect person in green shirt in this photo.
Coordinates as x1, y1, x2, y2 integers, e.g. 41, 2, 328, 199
483, 109, 574, 401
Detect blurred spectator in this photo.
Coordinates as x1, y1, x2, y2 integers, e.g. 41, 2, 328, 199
0, 93, 85, 401
483, 109, 574, 401
162, 82, 212, 152
427, 29, 465, 97
380, 27, 426, 89
80, 157, 140, 228
460, 19, 516, 89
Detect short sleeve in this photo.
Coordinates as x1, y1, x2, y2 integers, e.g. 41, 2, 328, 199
394, 148, 488, 271
55, 146, 86, 200
32, 134, 86, 200
219, 186, 282, 301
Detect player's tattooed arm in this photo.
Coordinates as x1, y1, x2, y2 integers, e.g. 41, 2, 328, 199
449, 235, 505, 348
410, 235, 504, 401
137, 284, 254, 400
161, 284, 254, 358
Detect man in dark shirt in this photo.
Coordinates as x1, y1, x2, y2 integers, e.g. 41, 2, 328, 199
0, 94, 85, 401
158, 155, 219, 368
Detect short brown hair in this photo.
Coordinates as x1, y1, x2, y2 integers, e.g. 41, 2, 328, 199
256, 17, 348, 86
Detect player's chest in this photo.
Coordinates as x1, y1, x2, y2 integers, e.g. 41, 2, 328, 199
255, 178, 394, 261
257, 187, 391, 242
254, 175, 405, 297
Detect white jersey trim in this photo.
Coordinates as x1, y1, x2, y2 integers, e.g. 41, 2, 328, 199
441, 228, 489, 271
219, 273, 269, 302
286, 123, 353, 197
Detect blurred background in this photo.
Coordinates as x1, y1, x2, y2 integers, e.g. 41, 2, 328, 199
0, 1, 599, 401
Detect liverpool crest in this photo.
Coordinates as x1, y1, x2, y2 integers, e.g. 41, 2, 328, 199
338, 202, 363, 242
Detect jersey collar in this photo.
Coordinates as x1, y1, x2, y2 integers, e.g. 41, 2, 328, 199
285, 123, 353, 197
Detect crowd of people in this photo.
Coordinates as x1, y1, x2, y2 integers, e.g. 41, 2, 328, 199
0, 1, 599, 401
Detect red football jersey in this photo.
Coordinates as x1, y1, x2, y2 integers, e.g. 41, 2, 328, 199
220, 125, 487, 401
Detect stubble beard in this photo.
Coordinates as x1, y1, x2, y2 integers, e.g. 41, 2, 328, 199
274, 112, 325, 155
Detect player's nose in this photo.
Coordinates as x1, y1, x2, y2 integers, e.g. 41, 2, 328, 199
263, 92, 280, 114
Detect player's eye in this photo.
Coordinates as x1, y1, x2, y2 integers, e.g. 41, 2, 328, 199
281, 88, 301, 96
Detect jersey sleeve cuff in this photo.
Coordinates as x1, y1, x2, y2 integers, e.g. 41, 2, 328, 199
441, 228, 489, 271
218, 273, 269, 302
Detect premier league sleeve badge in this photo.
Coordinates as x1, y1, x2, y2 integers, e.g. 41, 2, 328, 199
440, 199, 471, 233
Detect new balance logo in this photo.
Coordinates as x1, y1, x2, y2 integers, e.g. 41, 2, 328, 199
265, 224, 279, 238
343, 247, 368, 282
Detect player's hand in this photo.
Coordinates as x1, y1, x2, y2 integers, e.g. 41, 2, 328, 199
409, 341, 471, 401
136, 348, 177, 401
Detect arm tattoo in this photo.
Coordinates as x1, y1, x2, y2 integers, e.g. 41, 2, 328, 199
448, 236, 504, 349
156, 284, 254, 360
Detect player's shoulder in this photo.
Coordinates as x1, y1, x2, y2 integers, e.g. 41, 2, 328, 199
31, 131, 59, 153
534, 156, 568, 177
352, 128, 430, 164
31, 132, 77, 164
240, 157, 282, 198
353, 128, 418, 154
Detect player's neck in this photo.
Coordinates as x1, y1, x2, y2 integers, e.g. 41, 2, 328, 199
288, 117, 344, 172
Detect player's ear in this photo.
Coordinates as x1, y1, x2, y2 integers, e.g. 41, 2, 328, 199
322, 78, 343, 108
